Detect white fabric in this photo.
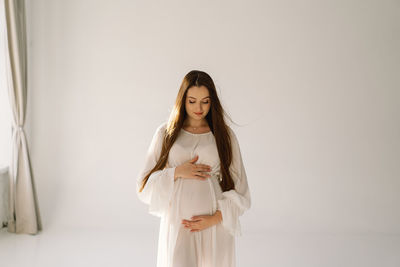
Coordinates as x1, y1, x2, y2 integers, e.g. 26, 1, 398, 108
4, 0, 42, 234
137, 122, 251, 267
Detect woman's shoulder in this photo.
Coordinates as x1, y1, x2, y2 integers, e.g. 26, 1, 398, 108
156, 121, 168, 132
149, 121, 168, 140
226, 125, 237, 139
226, 125, 242, 148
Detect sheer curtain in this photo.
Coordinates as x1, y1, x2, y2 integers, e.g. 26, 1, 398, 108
3, 0, 41, 234
0, 0, 12, 229
0, 1, 11, 168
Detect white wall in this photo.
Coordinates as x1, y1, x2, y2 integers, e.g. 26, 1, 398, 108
26, 0, 399, 237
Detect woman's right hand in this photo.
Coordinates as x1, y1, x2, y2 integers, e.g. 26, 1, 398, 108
174, 155, 212, 181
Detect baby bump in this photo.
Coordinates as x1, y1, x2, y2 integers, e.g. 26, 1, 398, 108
177, 179, 214, 220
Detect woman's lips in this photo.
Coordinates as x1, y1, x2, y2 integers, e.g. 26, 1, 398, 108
194, 112, 203, 115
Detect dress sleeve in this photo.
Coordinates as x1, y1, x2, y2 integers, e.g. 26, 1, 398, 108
216, 127, 251, 237
136, 123, 177, 218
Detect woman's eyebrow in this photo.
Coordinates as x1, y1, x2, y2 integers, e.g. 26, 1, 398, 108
188, 96, 210, 100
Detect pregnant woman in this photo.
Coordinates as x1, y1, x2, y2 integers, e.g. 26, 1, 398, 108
136, 70, 251, 267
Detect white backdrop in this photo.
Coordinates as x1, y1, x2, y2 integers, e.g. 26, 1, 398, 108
19, 0, 400, 265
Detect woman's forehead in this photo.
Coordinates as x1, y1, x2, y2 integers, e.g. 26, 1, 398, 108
187, 86, 209, 98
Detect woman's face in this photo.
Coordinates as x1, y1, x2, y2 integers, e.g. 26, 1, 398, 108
185, 85, 211, 121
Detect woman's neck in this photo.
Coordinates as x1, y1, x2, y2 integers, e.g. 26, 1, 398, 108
184, 118, 208, 128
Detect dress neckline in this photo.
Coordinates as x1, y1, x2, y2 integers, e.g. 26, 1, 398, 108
181, 128, 213, 136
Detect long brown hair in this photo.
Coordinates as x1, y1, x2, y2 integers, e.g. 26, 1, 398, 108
138, 70, 236, 193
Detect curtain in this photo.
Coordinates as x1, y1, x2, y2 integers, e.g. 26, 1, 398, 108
4, 0, 41, 234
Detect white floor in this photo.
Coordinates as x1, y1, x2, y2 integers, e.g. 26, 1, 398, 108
0, 226, 399, 267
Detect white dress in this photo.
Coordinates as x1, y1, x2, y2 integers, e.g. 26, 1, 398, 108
136, 122, 251, 267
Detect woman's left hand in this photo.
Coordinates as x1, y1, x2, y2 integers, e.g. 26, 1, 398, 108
182, 211, 222, 232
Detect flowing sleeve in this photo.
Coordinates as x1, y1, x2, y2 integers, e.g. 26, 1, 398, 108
216, 127, 251, 237
136, 122, 176, 218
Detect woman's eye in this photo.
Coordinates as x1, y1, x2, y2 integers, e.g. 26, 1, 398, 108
188, 101, 209, 104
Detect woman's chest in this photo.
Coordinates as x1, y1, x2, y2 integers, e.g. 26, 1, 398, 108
168, 133, 220, 168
